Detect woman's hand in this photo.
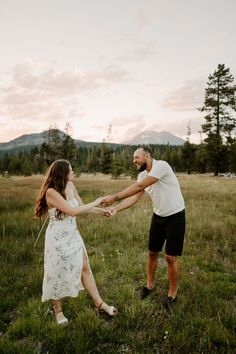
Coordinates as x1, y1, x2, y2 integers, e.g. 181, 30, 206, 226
93, 197, 105, 206
105, 207, 117, 217
103, 208, 113, 217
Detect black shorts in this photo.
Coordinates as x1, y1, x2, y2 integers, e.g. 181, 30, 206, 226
148, 210, 185, 256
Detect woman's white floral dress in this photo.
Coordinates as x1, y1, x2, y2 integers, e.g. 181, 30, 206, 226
42, 198, 87, 301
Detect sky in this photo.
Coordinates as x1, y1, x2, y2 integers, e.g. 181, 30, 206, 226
0, 0, 236, 144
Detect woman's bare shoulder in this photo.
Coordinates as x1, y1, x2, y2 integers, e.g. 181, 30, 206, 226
46, 188, 57, 197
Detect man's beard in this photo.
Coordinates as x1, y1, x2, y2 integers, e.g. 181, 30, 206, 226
137, 161, 147, 172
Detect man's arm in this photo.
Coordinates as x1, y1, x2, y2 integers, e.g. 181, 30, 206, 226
107, 192, 143, 216
101, 175, 158, 206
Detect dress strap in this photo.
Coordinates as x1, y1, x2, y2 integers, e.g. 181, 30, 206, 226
34, 216, 49, 248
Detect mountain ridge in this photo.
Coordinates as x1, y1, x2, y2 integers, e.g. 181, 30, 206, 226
122, 130, 185, 145
0, 129, 185, 152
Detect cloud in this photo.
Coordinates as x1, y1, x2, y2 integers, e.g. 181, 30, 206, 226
117, 37, 158, 63
133, 8, 156, 29
117, 46, 157, 62
110, 114, 148, 142
79, 114, 148, 143
110, 115, 144, 127
162, 79, 205, 112
0, 61, 130, 131
149, 112, 205, 139
4, 62, 130, 96
116, 32, 158, 63
0, 119, 39, 143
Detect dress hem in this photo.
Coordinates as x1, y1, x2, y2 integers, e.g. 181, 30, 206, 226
42, 288, 85, 302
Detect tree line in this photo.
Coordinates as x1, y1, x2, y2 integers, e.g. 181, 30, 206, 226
0, 135, 235, 177
0, 64, 235, 177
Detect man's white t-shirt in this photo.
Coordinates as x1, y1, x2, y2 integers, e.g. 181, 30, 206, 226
137, 159, 185, 217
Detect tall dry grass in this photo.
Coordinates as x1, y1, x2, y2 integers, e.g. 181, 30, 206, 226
0, 174, 235, 353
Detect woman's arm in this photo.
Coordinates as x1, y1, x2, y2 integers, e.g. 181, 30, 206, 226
71, 183, 108, 215
46, 188, 103, 217
88, 206, 112, 216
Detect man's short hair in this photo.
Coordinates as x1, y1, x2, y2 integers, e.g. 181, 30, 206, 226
142, 146, 153, 157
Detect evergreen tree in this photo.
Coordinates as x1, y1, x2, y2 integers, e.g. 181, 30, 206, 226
8, 156, 22, 175
21, 158, 33, 176
87, 146, 101, 173
199, 64, 236, 175
194, 144, 207, 173
40, 128, 63, 165
181, 123, 197, 174
228, 138, 236, 173
118, 146, 130, 175
61, 124, 77, 165
100, 143, 112, 174
111, 156, 123, 179
2, 153, 10, 172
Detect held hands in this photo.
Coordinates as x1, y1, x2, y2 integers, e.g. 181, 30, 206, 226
92, 197, 118, 217
100, 195, 116, 207
99, 207, 117, 217
106, 207, 117, 217
103, 208, 113, 217
93, 197, 105, 206
103, 207, 117, 217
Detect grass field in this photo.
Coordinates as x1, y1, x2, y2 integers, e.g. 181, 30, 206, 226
0, 174, 235, 354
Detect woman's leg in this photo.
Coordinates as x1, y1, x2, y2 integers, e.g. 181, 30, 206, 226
52, 298, 68, 324
52, 299, 62, 314
81, 250, 117, 315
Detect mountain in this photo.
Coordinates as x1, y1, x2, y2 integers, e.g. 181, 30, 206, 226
0, 130, 63, 150
0, 129, 185, 154
0, 130, 100, 153
122, 130, 185, 145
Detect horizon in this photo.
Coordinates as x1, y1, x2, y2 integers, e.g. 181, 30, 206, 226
0, 127, 187, 145
0, 0, 235, 145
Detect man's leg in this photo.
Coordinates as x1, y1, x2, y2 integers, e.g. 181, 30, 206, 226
165, 254, 179, 298
163, 211, 185, 309
140, 251, 158, 299
147, 251, 158, 289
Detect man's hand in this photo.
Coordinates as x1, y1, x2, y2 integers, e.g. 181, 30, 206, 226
101, 195, 117, 207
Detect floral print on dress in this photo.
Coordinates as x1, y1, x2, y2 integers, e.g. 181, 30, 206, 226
42, 198, 88, 302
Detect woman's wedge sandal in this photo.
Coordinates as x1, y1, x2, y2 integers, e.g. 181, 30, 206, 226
96, 301, 118, 317
53, 306, 68, 325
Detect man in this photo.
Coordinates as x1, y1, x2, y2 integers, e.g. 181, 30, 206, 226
101, 147, 185, 310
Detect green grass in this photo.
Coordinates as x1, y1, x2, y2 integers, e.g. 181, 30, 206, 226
0, 174, 235, 353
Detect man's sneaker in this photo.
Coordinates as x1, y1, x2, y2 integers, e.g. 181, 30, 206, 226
163, 296, 177, 311
140, 286, 154, 300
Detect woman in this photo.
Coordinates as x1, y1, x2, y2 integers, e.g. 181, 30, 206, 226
35, 159, 117, 325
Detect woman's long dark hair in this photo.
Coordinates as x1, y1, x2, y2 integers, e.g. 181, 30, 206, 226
35, 159, 70, 219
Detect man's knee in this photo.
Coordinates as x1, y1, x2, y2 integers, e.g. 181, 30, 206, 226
148, 250, 158, 259
165, 254, 177, 265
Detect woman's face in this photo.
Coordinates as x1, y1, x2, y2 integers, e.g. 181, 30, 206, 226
68, 164, 74, 181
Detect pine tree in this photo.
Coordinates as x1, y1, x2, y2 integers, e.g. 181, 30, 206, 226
61, 123, 77, 165
111, 156, 123, 179
199, 64, 236, 175
181, 123, 197, 174
100, 143, 112, 174
40, 128, 63, 165
195, 144, 207, 173
87, 146, 101, 173
228, 139, 236, 173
